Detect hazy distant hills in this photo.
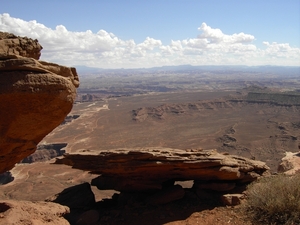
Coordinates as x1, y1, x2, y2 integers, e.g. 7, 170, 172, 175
75, 64, 300, 76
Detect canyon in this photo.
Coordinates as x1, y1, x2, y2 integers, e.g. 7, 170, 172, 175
0, 32, 299, 225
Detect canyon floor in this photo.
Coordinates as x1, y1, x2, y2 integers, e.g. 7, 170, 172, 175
1, 89, 299, 224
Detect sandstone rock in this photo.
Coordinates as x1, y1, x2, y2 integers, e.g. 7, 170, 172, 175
56, 148, 270, 192
0, 31, 42, 59
0, 32, 79, 173
46, 182, 95, 210
221, 194, 244, 206
278, 151, 300, 175
0, 200, 70, 225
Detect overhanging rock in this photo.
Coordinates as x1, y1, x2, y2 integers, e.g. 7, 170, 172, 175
56, 148, 270, 192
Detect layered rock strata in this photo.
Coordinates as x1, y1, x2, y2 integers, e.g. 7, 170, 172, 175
21, 143, 67, 163
0, 32, 79, 173
56, 148, 270, 192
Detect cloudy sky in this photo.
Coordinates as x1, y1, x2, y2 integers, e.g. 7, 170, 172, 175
1, 0, 299, 68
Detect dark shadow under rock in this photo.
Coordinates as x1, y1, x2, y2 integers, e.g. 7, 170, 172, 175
46, 182, 95, 210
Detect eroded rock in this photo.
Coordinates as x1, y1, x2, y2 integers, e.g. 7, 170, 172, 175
56, 148, 270, 192
221, 194, 244, 206
0, 31, 42, 59
278, 151, 300, 175
0, 32, 79, 173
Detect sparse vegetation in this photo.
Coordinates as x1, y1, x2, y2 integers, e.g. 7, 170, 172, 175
245, 173, 300, 225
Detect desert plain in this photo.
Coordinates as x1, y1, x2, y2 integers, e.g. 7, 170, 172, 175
1, 66, 300, 225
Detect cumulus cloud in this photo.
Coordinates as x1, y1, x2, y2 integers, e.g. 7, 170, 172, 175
0, 13, 299, 68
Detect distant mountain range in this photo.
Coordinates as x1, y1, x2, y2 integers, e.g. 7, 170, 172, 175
75, 64, 300, 75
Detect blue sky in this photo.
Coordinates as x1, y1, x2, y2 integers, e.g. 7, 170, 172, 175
1, 0, 299, 68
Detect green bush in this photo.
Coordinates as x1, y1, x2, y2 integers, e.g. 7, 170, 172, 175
245, 173, 300, 225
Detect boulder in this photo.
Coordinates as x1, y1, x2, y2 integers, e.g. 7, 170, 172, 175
0, 200, 70, 225
56, 148, 270, 192
278, 151, 300, 175
0, 31, 42, 59
0, 32, 79, 173
221, 194, 244, 206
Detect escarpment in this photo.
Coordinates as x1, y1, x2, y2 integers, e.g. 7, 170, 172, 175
0, 32, 79, 173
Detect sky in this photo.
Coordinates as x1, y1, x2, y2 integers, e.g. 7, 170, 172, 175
1, 0, 300, 69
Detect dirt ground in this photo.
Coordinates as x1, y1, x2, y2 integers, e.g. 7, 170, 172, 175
43, 91, 300, 172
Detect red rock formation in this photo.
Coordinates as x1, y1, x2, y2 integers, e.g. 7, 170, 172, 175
0, 32, 79, 173
56, 148, 270, 192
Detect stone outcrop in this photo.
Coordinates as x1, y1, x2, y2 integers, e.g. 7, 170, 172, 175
278, 151, 300, 175
56, 148, 270, 192
0, 31, 42, 60
0, 200, 70, 225
0, 32, 79, 173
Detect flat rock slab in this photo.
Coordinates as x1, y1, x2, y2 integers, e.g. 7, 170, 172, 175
56, 148, 270, 191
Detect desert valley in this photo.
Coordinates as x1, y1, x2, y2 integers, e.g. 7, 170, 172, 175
0, 32, 300, 225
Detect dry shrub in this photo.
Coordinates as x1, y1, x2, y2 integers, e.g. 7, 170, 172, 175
245, 173, 300, 225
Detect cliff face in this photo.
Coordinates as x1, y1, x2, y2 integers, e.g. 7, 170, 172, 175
0, 32, 79, 173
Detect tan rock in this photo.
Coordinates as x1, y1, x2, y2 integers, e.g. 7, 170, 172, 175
56, 148, 270, 192
221, 194, 244, 206
0, 200, 70, 225
278, 151, 300, 175
0, 31, 42, 59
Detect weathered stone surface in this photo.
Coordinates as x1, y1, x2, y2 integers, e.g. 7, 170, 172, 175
0, 200, 70, 225
278, 151, 300, 175
0, 32, 79, 173
56, 148, 270, 192
221, 194, 244, 206
0, 31, 42, 59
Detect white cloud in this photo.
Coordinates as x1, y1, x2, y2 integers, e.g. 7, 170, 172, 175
0, 13, 299, 68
